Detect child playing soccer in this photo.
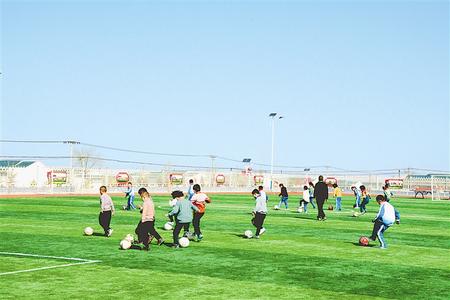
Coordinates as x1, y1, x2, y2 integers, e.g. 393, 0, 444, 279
251, 189, 268, 238
369, 195, 396, 249
278, 183, 289, 209
333, 183, 342, 211
299, 185, 310, 213
383, 184, 401, 224
168, 190, 199, 248
99, 186, 115, 237
351, 186, 361, 209
258, 186, 268, 202
167, 190, 179, 224
190, 184, 211, 241
135, 188, 164, 251
359, 185, 370, 214
187, 179, 195, 200
308, 182, 316, 209
125, 182, 136, 210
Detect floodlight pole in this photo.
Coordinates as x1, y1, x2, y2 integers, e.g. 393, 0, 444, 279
269, 113, 277, 191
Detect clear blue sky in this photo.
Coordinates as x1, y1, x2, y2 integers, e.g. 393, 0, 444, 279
0, 0, 449, 171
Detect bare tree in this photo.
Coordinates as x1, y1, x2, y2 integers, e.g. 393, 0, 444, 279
73, 148, 102, 189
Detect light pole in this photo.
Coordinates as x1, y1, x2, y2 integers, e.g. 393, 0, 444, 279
269, 113, 283, 191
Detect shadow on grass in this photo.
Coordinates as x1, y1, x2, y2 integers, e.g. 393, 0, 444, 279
348, 241, 376, 248
292, 215, 317, 221
231, 233, 248, 239
91, 232, 107, 237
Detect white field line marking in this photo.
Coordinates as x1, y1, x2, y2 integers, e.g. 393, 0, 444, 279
0, 252, 101, 276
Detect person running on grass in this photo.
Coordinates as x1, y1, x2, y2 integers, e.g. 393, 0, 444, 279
135, 188, 164, 251
99, 186, 115, 237
359, 185, 371, 214
278, 183, 289, 209
369, 195, 396, 249
190, 184, 211, 241
251, 189, 267, 238
351, 186, 361, 209
168, 190, 199, 248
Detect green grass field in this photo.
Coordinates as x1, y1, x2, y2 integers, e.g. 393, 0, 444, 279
0, 194, 449, 299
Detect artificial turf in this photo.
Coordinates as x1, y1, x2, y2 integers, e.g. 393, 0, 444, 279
0, 194, 449, 299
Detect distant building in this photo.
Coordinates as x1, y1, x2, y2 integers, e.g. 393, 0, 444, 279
0, 160, 48, 188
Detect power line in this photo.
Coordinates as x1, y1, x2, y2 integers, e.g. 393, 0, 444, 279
0, 155, 242, 171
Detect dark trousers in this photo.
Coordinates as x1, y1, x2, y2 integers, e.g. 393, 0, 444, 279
99, 211, 112, 235
360, 197, 369, 213
252, 212, 266, 236
173, 222, 190, 245
370, 219, 390, 248
136, 220, 162, 247
193, 212, 204, 236
316, 199, 326, 219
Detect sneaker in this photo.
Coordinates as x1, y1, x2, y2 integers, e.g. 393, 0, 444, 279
107, 229, 113, 237
322, 217, 327, 221
380, 246, 387, 249
395, 220, 400, 225
254, 235, 260, 239
142, 245, 149, 251
172, 244, 180, 249
259, 228, 266, 235
317, 218, 322, 221
157, 239, 164, 246
197, 234, 203, 242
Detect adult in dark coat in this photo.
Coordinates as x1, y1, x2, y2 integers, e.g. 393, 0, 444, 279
313, 175, 329, 221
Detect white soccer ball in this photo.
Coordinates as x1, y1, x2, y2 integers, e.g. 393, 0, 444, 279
244, 230, 253, 238
274, 205, 280, 210
125, 234, 134, 243
164, 222, 174, 231
84, 227, 94, 236
120, 239, 132, 250
297, 206, 304, 213
179, 237, 190, 248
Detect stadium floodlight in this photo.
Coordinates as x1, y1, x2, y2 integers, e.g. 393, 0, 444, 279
268, 113, 284, 190
242, 158, 251, 163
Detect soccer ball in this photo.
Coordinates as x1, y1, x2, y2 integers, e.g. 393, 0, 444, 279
359, 236, 369, 247
120, 239, 132, 250
179, 237, 190, 248
297, 206, 304, 213
124, 234, 134, 243
164, 222, 174, 231
274, 205, 280, 210
184, 231, 195, 241
244, 230, 253, 238
84, 227, 94, 236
